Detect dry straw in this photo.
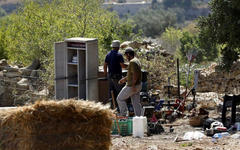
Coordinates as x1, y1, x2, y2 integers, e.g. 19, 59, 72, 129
0, 99, 113, 150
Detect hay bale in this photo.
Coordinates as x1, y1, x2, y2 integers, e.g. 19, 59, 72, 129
0, 100, 113, 150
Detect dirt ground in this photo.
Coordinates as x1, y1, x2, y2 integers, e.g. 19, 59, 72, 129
111, 118, 240, 150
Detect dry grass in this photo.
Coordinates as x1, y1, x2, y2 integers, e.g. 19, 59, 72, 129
0, 99, 113, 150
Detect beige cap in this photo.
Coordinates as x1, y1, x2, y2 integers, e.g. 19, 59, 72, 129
111, 40, 120, 48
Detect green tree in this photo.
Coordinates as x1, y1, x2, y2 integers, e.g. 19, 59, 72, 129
3, 0, 133, 64
0, 30, 6, 59
197, 0, 240, 69
179, 30, 219, 63
132, 8, 177, 38
0, 17, 8, 59
2, 0, 134, 86
179, 32, 202, 63
163, 0, 193, 9
160, 27, 183, 54
0, 7, 6, 17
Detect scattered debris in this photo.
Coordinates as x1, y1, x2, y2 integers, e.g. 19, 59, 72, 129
231, 133, 240, 139
182, 131, 206, 141
213, 132, 230, 139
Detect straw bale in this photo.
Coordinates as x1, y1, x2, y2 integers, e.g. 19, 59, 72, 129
0, 99, 113, 150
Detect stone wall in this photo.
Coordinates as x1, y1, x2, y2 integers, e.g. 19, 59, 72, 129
0, 59, 49, 106
197, 62, 240, 94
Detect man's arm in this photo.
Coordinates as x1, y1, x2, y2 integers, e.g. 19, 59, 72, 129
120, 62, 128, 69
119, 76, 127, 84
119, 54, 127, 69
104, 62, 108, 77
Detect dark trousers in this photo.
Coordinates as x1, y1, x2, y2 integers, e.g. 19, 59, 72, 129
108, 76, 124, 111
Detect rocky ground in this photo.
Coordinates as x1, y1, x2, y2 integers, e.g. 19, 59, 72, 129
111, 119, 240, 150
111, 95, 240, 150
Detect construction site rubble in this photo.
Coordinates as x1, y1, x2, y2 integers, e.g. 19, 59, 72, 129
109, 41, 240, 149
0, 59, 49, 106
1, 39, 240, 149
198, 61, 240, 94
182, 131, 206, 141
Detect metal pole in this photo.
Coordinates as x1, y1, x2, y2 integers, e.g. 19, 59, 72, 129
177, 58, 180, 99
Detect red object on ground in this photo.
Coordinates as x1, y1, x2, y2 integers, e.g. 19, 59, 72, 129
215, 126, 227, 132
174, 99, 185, 113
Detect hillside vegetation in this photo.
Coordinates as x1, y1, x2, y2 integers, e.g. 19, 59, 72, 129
0, 0, 20, 5
0, 0, 135, 86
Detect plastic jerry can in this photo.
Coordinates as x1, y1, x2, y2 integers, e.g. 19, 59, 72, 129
133, 116, 147, 138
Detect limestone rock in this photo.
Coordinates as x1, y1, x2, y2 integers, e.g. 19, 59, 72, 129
0, 85, 4, 96
17, 78, 28, 86
2, 67, 19, 72
5, 72, 21, 78
30, 70, 41, 78
19, 68, 32, 76
0, 59, 9, 67
33, 87, 49, 96
0, 87, 14, 106
17, 78, 29, 90
120, 41, 131, 49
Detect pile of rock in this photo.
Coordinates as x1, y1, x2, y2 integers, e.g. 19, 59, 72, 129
120, 40, 175, 93
198, 61, 240, 94
0, 59, 49, 106
119, 41, 240, 97
120, 40, 171, 58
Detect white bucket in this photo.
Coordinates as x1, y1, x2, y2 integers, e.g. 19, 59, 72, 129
133, 116, 147, 138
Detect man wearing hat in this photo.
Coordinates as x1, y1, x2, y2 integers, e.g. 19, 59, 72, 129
104, 40, 127, 110
117, 47, 142, 116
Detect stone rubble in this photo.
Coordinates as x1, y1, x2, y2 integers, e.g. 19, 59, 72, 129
0, 59, 49, 106
198, 61, 240, 94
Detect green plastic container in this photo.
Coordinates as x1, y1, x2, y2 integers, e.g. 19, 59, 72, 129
127, 117, 133, 135
112, 117, 133, 136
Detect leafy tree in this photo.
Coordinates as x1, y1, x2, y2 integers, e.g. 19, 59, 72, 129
1, 0, 134, 86
132, 8, 177, 38
160, 27, 183, 54
0, 17, 8, 59
182, 22, 199, 34
167, 7, 186, 23
0, 31, 6, 59
3, 0, 133, 64
163, 0, 193, 9
197, 0, 240, 69
0, 6, 6, 17
1, 3, 20, 14
179, 30, 219, 63
151, 0, 159, 9
179, 32, 202, 63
